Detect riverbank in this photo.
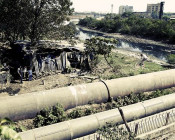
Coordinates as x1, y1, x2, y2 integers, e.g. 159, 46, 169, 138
78, 26, 175, 49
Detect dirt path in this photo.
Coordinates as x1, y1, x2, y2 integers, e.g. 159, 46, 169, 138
114, 48, 168, 65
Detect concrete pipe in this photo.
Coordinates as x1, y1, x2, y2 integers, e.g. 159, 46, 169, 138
1, 69, 175, 121
105, 69, 175, 98
19, 93, 175, 140
0, 82, 108, 121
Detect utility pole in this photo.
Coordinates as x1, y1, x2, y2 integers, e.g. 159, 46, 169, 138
111, 4, 113, 14
159, 1, 165, 20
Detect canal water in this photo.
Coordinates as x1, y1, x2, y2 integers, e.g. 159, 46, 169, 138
77, 27, 171, 61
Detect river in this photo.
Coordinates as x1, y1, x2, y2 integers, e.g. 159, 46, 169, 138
76, 27, 172, 62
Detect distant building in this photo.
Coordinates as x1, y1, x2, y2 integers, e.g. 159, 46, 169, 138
133, 12, 151, 18
170, 15, 175, 20
147, 2, 165, 19
119, 5, 133, 15
147, 3, 161, 17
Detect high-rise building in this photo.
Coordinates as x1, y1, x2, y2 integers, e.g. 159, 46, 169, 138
119, 5, 133, 15
147, 3, 160, 16
147, 2, 165, 19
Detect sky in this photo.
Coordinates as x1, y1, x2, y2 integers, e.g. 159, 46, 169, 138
71, 0, 175, 14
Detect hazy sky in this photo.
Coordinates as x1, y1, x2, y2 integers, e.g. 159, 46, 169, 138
71, 0, 175, 13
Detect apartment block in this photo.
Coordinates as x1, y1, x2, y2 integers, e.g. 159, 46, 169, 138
147, 3, 161, 16
119, 5, 133, 15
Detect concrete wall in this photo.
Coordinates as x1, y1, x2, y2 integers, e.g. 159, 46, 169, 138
1, 69, 175, 121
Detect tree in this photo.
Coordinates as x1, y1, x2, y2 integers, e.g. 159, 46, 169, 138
79, 13, 175, 44
122, 12, 134, 18
0, 0, 74, 44
28, 0, 74, 44
85, 37, 117, 69
50, 23, 78, 45
151, 11, 159, 19
0, 0, 29, 43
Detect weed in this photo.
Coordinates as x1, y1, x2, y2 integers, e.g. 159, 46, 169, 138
33, 104, 67, 128
97, 123, 140, 140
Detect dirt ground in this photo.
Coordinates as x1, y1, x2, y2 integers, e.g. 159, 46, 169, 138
0, 48, 174, 139
0, 72, 100, 97
0, 48, 167, 97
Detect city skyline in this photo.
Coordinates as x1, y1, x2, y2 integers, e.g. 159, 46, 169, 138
71, 0, 175, 13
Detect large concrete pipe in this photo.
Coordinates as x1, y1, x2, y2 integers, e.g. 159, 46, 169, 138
19, 93, 175, 140
105, 69, 175, 98
1, 69, 175, 121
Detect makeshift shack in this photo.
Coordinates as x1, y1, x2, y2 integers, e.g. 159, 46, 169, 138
7, 40, 90, 81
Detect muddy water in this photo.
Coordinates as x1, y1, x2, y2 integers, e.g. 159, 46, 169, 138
77, 27, 172, 61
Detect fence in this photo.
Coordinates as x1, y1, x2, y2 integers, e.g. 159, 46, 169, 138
75, 108, 175, 140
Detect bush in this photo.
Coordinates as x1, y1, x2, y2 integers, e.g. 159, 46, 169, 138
33, 104, 67, 128
68, 107, 97, 119
106, 89, 173, 110
34, 105, 98, 127
167, 54, 175, 64
33, 89, 173, 128
97, 123, 139, 140
113, 65, 122, 72
67, 108, 84, 119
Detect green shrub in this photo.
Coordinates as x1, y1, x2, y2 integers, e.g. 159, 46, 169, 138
113, 64, 122, 72
84, 108, 97, 116
68, 107, 97, 119
106, 89, 173, 109
67, 108, 84, 119
167, 54, 175, 64
33, 104, 67, 128
97, 123, 139, 140
33, 89, 173, 128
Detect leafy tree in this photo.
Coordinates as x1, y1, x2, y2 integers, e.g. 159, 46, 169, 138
162, 15, 170, 21
28, 0, 74, 44
122, 12, 134, 18
78, 17, 96, 28
151, 11, 159, 19
78, 13, 175, 44
0, 0, 29, 43
49, 23, 78, 45
0, 0, 74, 44
85, 37, 117, 69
